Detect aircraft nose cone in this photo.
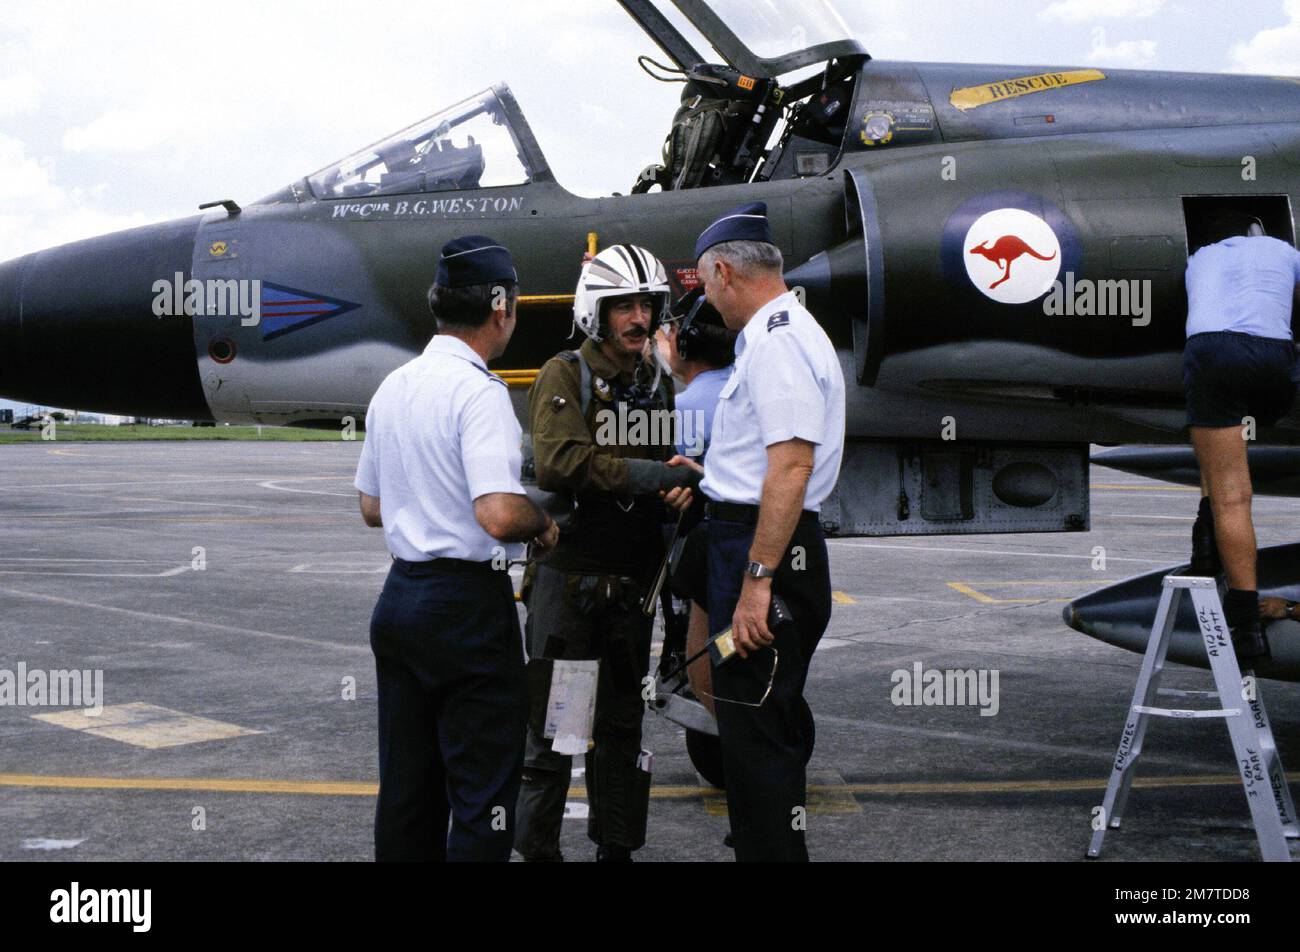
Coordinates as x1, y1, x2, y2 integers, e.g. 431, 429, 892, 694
0, 217, 213, 419
1064, 576, 1150, 647
0, 254, 22, 402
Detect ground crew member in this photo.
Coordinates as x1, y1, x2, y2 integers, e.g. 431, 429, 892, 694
1184, 215, 1300, 660
692, 202, 846, 862
514, 244, 697, 862
660, 289, 737, 703
659, 286, 737, 461
355, 235, 558, 862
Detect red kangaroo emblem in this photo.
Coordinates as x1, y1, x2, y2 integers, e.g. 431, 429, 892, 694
968, 235, 1057, 290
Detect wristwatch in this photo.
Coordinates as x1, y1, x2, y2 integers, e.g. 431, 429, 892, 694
745, 560, 775, 580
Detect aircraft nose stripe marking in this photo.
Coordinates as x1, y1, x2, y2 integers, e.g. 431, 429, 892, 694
258, 282, 361, 341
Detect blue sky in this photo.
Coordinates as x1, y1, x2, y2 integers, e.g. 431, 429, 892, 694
2, 0, 1300, 415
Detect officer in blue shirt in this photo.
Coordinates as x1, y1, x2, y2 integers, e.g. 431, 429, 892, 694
356, 235, 558, 862
687, 202, 847, 862
1184, 215, 1300, 661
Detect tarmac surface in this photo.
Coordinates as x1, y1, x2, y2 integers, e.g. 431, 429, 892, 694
2, 439, 1299, 862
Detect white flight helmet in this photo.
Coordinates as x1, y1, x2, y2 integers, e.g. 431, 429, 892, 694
573, 244, 671, 343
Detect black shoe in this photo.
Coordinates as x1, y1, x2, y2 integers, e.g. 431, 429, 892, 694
1232, 618, 1271, 664
1189, 500, 1223, 578
1224, 588, 1270, 663
596, 845, 632, 863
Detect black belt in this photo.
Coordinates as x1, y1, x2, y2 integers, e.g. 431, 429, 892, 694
392, 556, 497, 576
704, 500, 819, 527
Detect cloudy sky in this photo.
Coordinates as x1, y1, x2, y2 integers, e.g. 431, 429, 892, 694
1, 0, 1299, 413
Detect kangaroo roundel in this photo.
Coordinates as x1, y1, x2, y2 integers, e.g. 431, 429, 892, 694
963, 208, 1061, 305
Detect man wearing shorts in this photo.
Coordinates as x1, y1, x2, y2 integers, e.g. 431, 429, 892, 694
1184, 215, 1300, 661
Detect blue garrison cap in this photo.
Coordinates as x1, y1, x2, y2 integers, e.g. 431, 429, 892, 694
435, 235, 518, 288
695, 202, 774, 260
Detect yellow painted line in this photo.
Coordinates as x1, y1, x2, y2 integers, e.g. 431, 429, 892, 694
831, 591, 857, 605
699, 772, 862, 816
701, 788, 729, 817
807, 769, 862, 815
0, 774, 377, 796
947, 582, 1013, 604
579, 786, 719, 799
840, 773, 1274, 796
518, 294, 574, 307
947, 581, 1077, 605
0, 772, 1281, 799
1091, 483, 1199, 492
956, 580, 1116, 586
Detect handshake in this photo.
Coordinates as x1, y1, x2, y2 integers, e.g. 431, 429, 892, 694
628, 454, 704, 514
526, 454, 702, 559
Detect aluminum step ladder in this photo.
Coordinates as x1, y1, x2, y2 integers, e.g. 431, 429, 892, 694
1087, 575, 1298, 862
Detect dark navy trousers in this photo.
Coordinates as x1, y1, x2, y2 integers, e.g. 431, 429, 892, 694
704, 514, 832, 862
369, 558, 528, 862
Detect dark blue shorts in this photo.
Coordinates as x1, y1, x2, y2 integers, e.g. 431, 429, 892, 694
668, 526, 708, 607
1183, 331, 1298, 429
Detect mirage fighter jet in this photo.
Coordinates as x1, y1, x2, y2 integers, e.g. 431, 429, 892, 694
5, 2, 1300, 699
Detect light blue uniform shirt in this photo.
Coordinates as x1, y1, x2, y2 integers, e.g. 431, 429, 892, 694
700, 291, 846, 510
675, 366, 732, 459
355, 335, 525, 563
1186, 235, 1300, 341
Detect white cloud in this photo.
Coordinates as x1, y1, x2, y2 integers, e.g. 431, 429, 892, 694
63, 108, 182, 154
0, 207, 153, 262
1042, 0, 1164, 24
0, 133, 63, 208
1087, 37, 1158, 68
1230, 0, 1300, 75
0, 72, 39, 116
0, 133, 150, 260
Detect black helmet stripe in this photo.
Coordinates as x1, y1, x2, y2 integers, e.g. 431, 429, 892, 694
632, 245, 652, 286
615, 243, 647, 286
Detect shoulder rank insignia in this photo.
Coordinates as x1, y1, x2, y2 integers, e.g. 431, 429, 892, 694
767, 311, 790, 331
470, 363, 506, 385
593, 376, 614, 402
